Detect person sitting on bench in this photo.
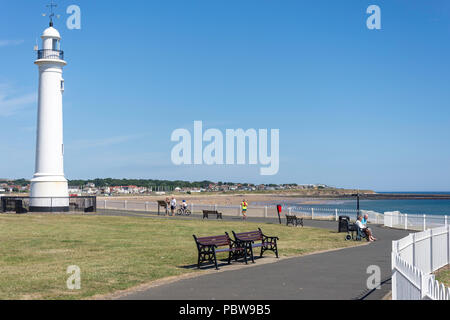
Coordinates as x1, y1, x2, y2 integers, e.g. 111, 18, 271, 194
363, 214, 377, 241
356, 216, 376, 242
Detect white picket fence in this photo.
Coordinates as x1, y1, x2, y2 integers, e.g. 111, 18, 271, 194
392, 225, 450, 300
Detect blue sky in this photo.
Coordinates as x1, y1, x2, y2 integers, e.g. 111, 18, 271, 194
1, 0, 450, 191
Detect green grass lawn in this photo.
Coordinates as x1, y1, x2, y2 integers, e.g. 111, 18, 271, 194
435, 266, 450, 287
0, 214, 360, 300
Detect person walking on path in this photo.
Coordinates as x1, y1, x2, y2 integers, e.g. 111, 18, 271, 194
241, 200, 248, 220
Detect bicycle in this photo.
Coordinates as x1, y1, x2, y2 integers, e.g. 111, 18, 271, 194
176, 206, 192, 216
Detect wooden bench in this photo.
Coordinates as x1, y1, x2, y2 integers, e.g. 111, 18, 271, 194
232, 228, 279, 263
193, 233, 247, 270
202, 210, 223, 220
157, 200, 168, 215
286, 215, 304, 227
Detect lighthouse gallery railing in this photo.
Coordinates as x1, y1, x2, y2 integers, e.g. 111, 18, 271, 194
37, 49, 64, 60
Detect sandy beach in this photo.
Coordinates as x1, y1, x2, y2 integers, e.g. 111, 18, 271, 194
100, 191, 361, 206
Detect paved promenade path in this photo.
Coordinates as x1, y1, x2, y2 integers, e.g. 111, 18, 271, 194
95, 210, 410, 300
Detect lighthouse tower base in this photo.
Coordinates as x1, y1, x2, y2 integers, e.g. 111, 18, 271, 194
29, 175, 69, 212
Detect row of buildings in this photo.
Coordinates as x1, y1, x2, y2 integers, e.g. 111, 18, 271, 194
0, 182, 29, 193
1, 180, 329, 196
68, 183, 327, 196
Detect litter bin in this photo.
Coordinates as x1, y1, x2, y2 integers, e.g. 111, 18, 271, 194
338, 216, 351, 233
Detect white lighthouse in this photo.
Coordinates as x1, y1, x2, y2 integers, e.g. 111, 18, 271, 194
30, 20, 69, 212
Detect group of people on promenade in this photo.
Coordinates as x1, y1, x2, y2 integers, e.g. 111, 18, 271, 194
162, 197, 249, 220
160, 198, 377, 242
165, 197, 188, 216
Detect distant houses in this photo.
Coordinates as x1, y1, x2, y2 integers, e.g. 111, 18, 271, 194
0, 182, 29, 193
68, 184, 150, 196
0, 179, 331, 196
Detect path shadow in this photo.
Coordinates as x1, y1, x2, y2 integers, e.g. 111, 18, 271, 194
178, 255, 267, 270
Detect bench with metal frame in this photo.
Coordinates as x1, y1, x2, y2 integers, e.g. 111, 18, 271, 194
202, 210, 223, 220
232, 228, 279, 263
193, 233, 247, 270
286, 215, 304, 227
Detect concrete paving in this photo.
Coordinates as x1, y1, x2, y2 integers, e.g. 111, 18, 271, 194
94, 209, 410, 300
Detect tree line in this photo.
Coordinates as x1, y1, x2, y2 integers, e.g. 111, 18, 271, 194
2, 178, 299, 189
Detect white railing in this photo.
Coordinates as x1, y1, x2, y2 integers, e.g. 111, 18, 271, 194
96, 199, 387, 222
385, 211, 448, 231
97, 200, 371, 221
392, 225, 450, 300
96, 199, 450, 231
288, 206, 384, 224
96, 199, 280, 218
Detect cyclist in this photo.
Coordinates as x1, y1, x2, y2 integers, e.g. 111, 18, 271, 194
177, 200, 190, 216
181, 200, 188, 213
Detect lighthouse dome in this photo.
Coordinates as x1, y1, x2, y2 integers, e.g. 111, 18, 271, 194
41, 26, 61, 39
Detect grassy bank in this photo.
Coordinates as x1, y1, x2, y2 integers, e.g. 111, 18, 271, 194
435, 266, 450, 287
0, 214, 359, 300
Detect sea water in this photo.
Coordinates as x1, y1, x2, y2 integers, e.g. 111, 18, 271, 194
269, 192, 450, 216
